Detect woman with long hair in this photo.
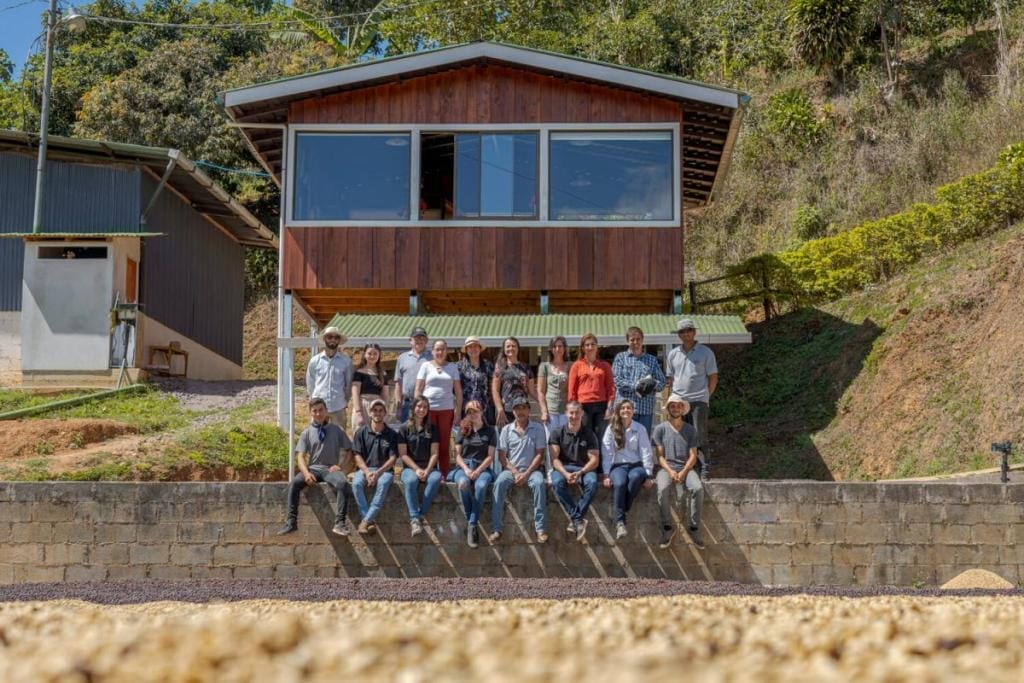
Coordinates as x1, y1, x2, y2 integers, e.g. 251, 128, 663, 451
414, 339, 463, 476
490, 336, 537, 427
538, 335, 570, 434
457, 336, 495, 425
568, 332, 615, 440
350, 343, 389, 431
398, 396, 441, 537
452, 400, 497, 548
600, 399, 653, 540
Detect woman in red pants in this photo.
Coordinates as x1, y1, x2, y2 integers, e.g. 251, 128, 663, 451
414, 339, 463, 476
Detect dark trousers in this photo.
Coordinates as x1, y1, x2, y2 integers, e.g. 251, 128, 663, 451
581, 401, 608, 441
684, 400, 711, 472
286, 468, 350, 524
609, 462, 647, 524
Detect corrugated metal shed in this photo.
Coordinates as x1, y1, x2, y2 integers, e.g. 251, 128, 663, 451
325, 313, 750, 348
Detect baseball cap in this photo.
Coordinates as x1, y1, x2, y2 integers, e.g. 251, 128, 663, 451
675, 318, 697, 332
409, 326, 428, 338
367, 398, 387, 411
510, 396, 531, 409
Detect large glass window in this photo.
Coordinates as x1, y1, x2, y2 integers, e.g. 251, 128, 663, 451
420, 132, 537, 219
549, 131, 674, 221
292, 133, 410, 221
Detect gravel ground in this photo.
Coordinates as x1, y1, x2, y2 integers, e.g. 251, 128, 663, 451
2, 593, 1024, 681
0, 578, 1020, 604
152, 378, 277, 413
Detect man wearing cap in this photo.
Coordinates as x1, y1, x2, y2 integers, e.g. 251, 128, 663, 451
278, 397, 353, 537
666, 318, 718, 481
612, 326, 667, 435
350, 399, 401, 534
394, 326, 431, 422
491, 396, 549, 543
306, 326, 354, 426
652, 395, 705, 550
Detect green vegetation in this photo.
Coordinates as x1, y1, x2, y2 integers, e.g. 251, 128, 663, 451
0, 389, 90, 413
38, 384, 195, 433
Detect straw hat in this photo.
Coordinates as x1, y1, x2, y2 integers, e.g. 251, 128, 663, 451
662, 395, 691, 415
321, 326, 348, 344
462, 336, 486, 351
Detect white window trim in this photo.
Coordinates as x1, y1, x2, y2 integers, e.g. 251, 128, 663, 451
285, 123, 682, 228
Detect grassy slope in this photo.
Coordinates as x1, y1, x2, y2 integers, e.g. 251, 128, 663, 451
713, 220, 1024, 480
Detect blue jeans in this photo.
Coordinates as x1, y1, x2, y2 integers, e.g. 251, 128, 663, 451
398, 396, 413, 422
634, 413, 653, 435
451, 459, 494, 525
492, 469, 547, 533
609, 462, 648, 523
551, 465, 598, 522
401, 466, 442, 519
351, 468, 394, 523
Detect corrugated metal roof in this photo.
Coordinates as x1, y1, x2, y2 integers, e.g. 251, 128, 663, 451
325, 313, 750, 348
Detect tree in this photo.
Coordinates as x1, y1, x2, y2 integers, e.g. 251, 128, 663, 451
788, 0, 863, 74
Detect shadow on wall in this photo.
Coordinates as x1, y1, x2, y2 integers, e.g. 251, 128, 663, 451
711, 308, 884, 480
305, 483, 756, 580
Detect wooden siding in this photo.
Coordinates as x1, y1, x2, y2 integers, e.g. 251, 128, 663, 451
283, 226, 681, 292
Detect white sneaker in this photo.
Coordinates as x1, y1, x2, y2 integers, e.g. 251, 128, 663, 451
615, 522, 627, 539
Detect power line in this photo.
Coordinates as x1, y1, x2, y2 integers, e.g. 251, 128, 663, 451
0, 0, 45, 14
196, 160, 271, 177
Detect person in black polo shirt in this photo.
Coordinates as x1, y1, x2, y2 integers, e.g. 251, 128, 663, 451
549, 400, 601, 542
278, 397, 353, 537
452, 400, 497, 548
398, 396, 441, 537
351, 399, 401, 534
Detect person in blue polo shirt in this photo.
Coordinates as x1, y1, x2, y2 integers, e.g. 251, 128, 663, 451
491, 396, 549, 544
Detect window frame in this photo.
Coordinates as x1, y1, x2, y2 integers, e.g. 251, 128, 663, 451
285, 122, 680, 228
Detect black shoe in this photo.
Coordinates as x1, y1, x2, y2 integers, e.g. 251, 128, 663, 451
687, 526, 706, 550
658, 526, 677, 549
277, 521, 297, 535
467, 525, 479, 548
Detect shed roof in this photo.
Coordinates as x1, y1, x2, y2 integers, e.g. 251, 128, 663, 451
0, 130, 277, 249
324, 312, 751, 349
222, 41, 748, 209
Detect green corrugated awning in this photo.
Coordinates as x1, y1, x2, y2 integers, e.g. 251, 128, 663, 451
324, 313, 750, 349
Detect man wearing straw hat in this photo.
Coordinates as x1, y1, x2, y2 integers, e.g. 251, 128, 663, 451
652, 395, 705, 550
306, 326, 354, 426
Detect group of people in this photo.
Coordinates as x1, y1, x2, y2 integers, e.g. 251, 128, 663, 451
284, 320, 718, 550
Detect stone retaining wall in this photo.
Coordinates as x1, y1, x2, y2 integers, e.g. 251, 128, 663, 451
0, 481, 1021, 586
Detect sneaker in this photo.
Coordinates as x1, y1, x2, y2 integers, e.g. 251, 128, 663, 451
536, 531, 549, 544
575, 518, 588, 542
276, 521, 297, 535
331, 521, 350, 537
467, 526, 479, 548
487, 530, 502, 543
658, 526, 677, 549
357, 520, 373, 535
411, 518, 423, 536
615, 522, 628, 540
687, 526, 706, 550
567, 521, 577, 533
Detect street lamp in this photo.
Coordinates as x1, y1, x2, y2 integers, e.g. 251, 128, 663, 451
32, 4, 86, 234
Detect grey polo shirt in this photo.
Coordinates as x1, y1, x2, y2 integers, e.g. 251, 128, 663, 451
651, 420, 699, 470
395, 349, 432, 398
295, 422, 352, 470
499, 420, 547, 471
667, 342, 718, 404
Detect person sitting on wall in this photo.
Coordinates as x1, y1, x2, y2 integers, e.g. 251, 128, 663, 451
350, 399, 400, 535
611, 326, 666, 436
666, 318, 718, 482
394, 326, 432, 422
491, 396, 549, 544
549, 400, 600, 542
601, 399, 654, 540
306, 326, 354, 426
451, 400, 497, 548
653, 395, 705, 550
278, 397, 353, 537
398, 396, 442, 537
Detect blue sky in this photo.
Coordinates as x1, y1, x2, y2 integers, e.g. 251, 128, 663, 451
1, 0, 48, 74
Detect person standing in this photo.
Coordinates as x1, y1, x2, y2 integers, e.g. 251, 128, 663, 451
666, 318, 718, 481
305, 326, 353, 425
398, 396, 441, 537
491, 396, 549, 544
652, 395, 705, 550
601, 400, 654, 539
568, 332, 615, 443
457, 336, 495, 425
350, 399, 400, 534
611, 327, 666, 435
415, 339, 463, 477
491, 336, 537, 427
452, 401, 497, 548
394, 326, 431, 422
537, 336, 570, 435
350, 342, 390, 432
549, 401, 600, 542
278, 397, 353, 537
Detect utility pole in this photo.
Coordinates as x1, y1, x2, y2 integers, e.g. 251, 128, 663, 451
32, 0, 59, 234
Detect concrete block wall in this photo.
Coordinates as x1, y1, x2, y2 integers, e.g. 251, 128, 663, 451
0, 481, 1021, 586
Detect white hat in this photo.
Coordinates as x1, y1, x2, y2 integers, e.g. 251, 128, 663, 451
321, 326, 348, 344
662, 395, 691, 414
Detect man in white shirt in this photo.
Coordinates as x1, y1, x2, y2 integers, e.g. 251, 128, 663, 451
666, 318, 718, 481
305, 326, 353, 425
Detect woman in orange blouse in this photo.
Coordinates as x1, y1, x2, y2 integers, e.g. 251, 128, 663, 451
568, 332, 615, 444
